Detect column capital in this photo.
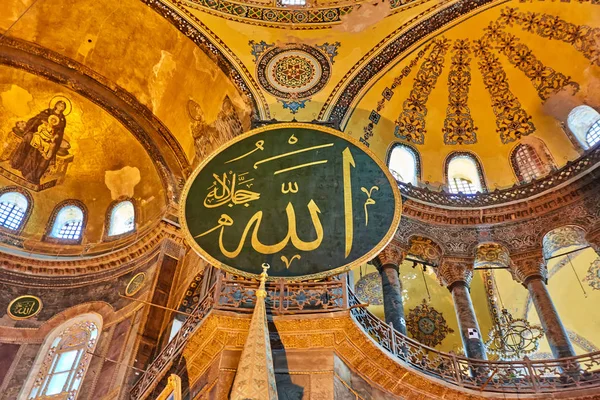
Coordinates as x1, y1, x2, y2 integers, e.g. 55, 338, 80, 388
372, 242, 406, 272
586, 228, 600, 254
437, 257, 474, 290
509, 251, 547, 285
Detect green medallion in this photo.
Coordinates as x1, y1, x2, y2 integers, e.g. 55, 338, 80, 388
7, 295, 42, 320
181, 123, 401, 279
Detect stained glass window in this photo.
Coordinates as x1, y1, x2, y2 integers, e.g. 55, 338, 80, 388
25, 316, 101, 400
447, 154, 484, 195
108, 200, 135, 236
0, 191, 28, 231
50, 205, 84, 240
513, 144, 544, 183
387, 144, 419, 185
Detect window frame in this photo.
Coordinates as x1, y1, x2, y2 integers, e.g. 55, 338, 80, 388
510, 143, 545, 184
19, 313, 102, 400
103, 198, 137, 241
385, 142, 421, 186
0, 186, 33, 235
43, 200, 87, 245
443, 151, 487, 195
567, 105, 600, 150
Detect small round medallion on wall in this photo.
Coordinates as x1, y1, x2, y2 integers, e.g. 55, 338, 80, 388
256, 44, 331, 100
125, 272, 146, 297
7, 295, 42, 320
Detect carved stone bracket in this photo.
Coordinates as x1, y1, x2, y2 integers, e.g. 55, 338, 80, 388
437, 257, 474, 289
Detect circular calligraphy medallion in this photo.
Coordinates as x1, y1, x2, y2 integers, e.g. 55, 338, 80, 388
125, 273, 146, 297
256, 45, 331, 100
181, 123, 401, 280
7, 295, 42, 320
355, 272, 383, 305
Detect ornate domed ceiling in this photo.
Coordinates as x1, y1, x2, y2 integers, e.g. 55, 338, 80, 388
0, 0, 598, 252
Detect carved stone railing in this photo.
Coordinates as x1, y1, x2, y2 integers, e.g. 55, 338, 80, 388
348, 290, 600, 393
400, 145, 600, 208
131, 276, 600, 399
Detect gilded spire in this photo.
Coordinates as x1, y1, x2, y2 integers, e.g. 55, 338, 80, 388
230, 264, 278, 400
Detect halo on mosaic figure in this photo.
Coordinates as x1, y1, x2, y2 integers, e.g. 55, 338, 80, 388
49, 94, 72, 116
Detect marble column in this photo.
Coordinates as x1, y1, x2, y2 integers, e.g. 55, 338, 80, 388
510, 252, 575, 359
373, 244, 407, 335
437, 258, 487, 360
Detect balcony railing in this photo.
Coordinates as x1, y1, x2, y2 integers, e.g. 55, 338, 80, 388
131, 275, 600, 399
398, 145, 600, 208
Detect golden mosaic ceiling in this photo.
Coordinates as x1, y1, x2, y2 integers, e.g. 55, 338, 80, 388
0, 0, 599, 246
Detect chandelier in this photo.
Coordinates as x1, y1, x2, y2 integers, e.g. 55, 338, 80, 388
485, 308, 544, 360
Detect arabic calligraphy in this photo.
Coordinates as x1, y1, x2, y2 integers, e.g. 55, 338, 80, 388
281, 182, 299, 194
225, 140, 265, 164
342, 147, 355, 258
184, 124, 401, 279
7, 295, 42, 320
281, 254, 301, 269
253, 143, 333, 169
361, 186, 379, 226
204, 171, 260, 208
198, 200, 323, 258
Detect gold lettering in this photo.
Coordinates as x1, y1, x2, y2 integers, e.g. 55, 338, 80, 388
204, 172, 260, 209
253, 143, 333, 169
288, 134, 298, 144
281, 254, 301, 269
281, 182, 299, 194
342, 147, 355, 258
225, 140, 265, 164
274, 160, 327, 175
197, 201, 323, 258
360, 186, 379, 226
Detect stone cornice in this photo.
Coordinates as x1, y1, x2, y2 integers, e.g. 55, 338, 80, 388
0, 221, 183, 280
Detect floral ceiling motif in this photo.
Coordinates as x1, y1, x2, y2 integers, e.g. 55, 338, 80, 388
584, 257, 600, 291
406, 299, 454, 347
253, 42, 339, 114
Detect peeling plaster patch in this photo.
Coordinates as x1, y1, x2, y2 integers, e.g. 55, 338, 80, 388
193, 47, 217, 81
582, 66, 600, 109
148, 50, 177, 113
333, 0, 391, 33
542, 87, 580, 122
105, 166, 141, 200
77, 34, 99, 60
0, 84, 33, 116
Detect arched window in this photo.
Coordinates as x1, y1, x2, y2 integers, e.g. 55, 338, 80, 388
511, 144, 545, 183
0, 190, 30, 231
387, 144, 420, 185
21, 313, 102, 400
107, 200, 135, 237
567, 105, 600, 149
445, 153, 485, 195
47, 202, 86, 243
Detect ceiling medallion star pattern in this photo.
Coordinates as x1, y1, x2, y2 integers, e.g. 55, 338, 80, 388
406, 299, 454, 347
253, 42, 338, 114
355, 272, 384, 305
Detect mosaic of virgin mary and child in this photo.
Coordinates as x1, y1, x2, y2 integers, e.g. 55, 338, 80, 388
1, 96, 73, 187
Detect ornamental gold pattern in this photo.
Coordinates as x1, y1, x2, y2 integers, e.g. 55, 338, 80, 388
499, 7, 600, 66
443, 39, 478, 145
484, 22, 580, 101
395, 38, 450, 145
473, 39, 536, 144
406, 299, 454, 347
